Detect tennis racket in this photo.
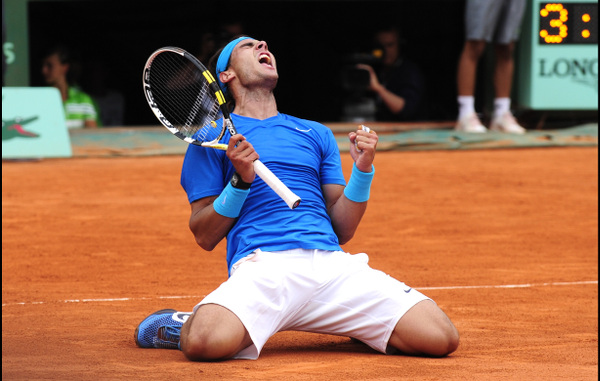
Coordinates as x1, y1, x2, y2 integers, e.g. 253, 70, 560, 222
142, 46, 301, 209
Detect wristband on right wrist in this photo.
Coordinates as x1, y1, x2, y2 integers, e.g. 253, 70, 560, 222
343, 163, 375, 203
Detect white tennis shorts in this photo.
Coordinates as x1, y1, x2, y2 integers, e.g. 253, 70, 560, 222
194, 248, 431, 360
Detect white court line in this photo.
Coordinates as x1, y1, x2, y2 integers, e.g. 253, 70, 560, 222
418, 280, 598, 290
1, 295, 206, 307
1, 280, 597, 307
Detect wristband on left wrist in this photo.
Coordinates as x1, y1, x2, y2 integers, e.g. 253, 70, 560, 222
344, 163, 375, 203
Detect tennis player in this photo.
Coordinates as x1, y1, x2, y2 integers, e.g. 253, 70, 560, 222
135, 36, 459, 360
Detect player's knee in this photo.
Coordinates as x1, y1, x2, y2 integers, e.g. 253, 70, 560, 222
180, 328, 242, 362
431, 323, 460, 357
181, 331, 224, 361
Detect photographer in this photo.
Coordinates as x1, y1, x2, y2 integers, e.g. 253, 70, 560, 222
346, 26, 426, 122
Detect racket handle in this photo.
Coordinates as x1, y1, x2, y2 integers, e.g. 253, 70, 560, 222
253, 160, 301, 209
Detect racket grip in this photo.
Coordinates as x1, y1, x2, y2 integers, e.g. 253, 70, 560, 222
253, 160, 301, 209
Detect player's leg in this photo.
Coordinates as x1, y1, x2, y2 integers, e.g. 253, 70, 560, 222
179, 249, 311, 361
387, 300, 459, 357
281, 251, 459, 357
179, 303, 253, 361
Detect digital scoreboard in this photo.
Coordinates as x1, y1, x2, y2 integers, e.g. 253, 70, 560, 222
517, 1, 598, 110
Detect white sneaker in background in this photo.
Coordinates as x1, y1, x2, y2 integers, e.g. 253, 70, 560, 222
455, 112, 487, 133
490, 112, 526, 134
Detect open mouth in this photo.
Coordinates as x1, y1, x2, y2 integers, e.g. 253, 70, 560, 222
258, 53, 273, 67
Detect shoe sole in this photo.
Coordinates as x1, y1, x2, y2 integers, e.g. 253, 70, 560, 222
455, 128, 487, 133
490, 127, 525, 134
134, 308, 177, 348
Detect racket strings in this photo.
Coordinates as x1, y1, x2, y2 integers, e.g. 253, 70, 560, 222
149, 52, 223, 143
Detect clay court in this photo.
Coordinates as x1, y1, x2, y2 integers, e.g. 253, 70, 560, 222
2, 140, 598, 380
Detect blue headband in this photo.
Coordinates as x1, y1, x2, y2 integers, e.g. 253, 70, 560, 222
216, 36, 254, 93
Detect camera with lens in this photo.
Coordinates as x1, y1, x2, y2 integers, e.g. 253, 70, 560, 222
340, 48, 384, 122
340, 49, 383, 92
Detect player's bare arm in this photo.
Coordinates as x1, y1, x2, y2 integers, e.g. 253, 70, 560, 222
189, 197, 233, 251
323, 184, 365, 244
325, 127, 378, 244
188, 134, 258, 251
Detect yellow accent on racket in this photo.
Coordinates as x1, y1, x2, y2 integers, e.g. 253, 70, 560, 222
202, 70, 216, 83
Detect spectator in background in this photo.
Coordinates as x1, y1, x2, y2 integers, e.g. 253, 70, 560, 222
455, 0, 526, 134
357, 26, 427, 121
41, 44, 99, 129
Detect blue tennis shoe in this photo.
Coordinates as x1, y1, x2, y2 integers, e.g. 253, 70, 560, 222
134, 309, 191, 349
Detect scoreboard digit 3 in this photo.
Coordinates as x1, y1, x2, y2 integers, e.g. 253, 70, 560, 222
518, 0, 598, 110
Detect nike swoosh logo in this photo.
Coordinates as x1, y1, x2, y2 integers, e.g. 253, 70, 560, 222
404, 288, 412, 293
295, 127, 312, 132
172, 312, 192, 323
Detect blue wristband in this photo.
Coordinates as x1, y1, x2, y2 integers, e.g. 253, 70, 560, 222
213, 182, 250, 218
344, 164, 375, 203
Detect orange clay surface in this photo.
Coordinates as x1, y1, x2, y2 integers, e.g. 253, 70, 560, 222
2, 147, 598, 380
